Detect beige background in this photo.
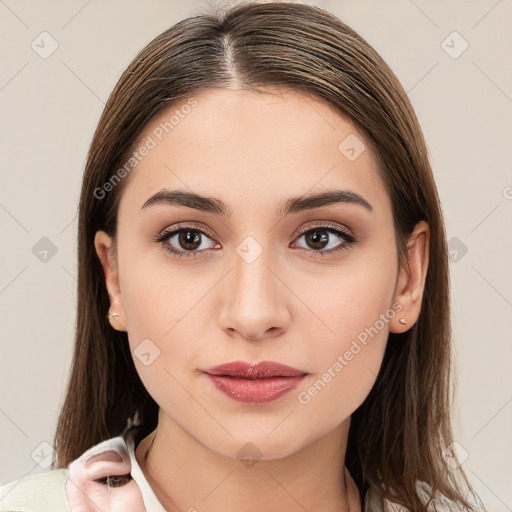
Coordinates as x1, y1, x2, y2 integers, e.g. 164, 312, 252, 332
1, 0, 511, 509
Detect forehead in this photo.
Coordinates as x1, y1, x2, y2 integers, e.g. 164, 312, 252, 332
117, 87, 391, 219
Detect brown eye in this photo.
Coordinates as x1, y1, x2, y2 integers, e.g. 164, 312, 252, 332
294, 226, 355, 254
304, 230, 330, 250
155, 225, 220, 258
177, 230, 202, 250
93, 473, 132, 487
107, 474, 132, 487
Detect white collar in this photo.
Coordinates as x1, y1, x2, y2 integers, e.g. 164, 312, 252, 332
126, 432, 167, 512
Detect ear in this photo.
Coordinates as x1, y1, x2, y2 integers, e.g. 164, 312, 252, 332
389, 221, 430, 333
94, 230, 128, 332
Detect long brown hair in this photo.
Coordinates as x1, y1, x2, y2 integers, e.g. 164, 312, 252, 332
53, 2, 483, 510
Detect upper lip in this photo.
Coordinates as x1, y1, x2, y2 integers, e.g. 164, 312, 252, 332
203, 360, 307, 379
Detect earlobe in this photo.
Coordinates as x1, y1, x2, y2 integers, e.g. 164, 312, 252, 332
94, 231, 128, 332
390, 221, 430, 333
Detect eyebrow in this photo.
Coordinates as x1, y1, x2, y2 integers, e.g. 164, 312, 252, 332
140, 189, 373, 216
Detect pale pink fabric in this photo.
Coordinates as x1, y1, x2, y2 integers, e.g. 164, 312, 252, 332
65, 436, 146, 512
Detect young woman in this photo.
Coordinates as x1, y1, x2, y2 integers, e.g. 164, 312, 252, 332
0, 1, 486, 511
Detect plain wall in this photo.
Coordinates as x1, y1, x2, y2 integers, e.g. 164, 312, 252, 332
1, 0, 511, 509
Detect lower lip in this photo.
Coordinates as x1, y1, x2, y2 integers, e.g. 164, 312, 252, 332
205, 374, 306, 404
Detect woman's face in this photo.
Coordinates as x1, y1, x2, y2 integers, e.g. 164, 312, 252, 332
96, 87, 405, 460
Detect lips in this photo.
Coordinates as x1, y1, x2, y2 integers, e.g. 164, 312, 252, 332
203, 361, 307, 404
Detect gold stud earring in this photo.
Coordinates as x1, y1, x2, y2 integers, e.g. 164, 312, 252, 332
399, 318, 407, 325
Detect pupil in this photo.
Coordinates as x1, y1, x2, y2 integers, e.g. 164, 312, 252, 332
307, 230, 328, 249
180, 230, 201, 250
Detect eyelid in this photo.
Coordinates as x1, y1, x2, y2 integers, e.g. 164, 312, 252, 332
156, 221, 218, 242
294, 220, 355, 240
152, 222, 220, 259
154, 220, 357, 258
156, 220, 353, 242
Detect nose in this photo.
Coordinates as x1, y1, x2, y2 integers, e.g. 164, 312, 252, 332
218, 242, 290, 342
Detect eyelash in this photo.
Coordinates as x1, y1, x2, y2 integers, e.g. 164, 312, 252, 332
153, 222, 356, 259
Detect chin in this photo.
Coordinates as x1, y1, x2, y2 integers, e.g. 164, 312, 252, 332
204, 428, 316, 464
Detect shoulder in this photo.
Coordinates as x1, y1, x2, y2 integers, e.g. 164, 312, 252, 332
0, 468, 70, 511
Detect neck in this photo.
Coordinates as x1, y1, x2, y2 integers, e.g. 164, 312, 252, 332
135, 412, 361, 512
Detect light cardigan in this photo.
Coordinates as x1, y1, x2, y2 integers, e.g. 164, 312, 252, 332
0, 432, 410, 512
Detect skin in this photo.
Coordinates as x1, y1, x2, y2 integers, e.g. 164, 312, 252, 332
94, 87, 429, 512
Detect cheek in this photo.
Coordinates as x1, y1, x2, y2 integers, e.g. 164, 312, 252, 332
294, 251, 396, 411
296, 244, 396, 339
118, 256, 217, 412
118, 247, 199, 342
295, 301, 390, 426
